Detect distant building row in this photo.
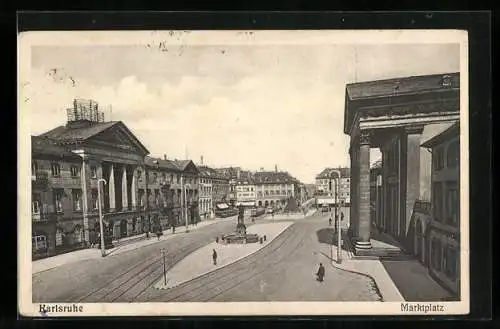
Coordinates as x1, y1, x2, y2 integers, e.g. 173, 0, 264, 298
315, 167, 351, 205
31, 99, 307, 259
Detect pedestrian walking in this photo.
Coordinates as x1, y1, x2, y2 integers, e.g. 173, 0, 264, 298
156, 229, 161, 241
329, 216, 332, 226
316, 263, 325, 282
212, 249, 217, 265
341, 211, 344, 222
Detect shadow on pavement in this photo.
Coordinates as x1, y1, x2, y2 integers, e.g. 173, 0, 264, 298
316, 227, 348, 251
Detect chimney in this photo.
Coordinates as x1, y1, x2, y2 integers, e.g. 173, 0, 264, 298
201, 155, 204, 165
163, 154, 167, 160
237, 168, 241, 180
275, 164, 278, 172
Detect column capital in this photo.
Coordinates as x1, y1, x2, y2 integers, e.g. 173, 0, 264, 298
359, 130, 371, 145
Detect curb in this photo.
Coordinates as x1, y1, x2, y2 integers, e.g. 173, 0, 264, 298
317, 251, 384, 302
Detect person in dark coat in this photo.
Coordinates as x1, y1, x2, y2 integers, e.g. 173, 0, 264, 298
212, 249, 217, 265
316, 263, 325, 282
341, 212, 345, 222
329, 216, 332, 226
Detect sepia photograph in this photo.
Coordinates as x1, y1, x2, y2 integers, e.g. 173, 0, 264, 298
18, 29, 469, 316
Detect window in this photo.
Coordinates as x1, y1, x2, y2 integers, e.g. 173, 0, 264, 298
138, 189, 145, 206
433, 146, 445, 170
74, 226, 82, 243
91, 189, 99, 210
90, 166, 97, 178
55, 228, 63, 246
32, 195, 40, 214
153, 172, 158, 183
162, 173, 166, 183
72, 189, 82, 211
51, 163, 61, 177
177, 175, 180, 184
70, 165, 80, 177
32, 161, 38, 177
54, 190, 64, 213
431, 238, 442, 271
445, 182, 459, 226
447, 140, 460, 168
444, 246, 458, 280
432, 182, 443, 222
137, 170, 142, 180
32, 235, 47, 251
170, 174, 174, 183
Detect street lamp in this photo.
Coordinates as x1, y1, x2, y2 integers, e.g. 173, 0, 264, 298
328, 170, 341, 264
160, 248, 167, 286
97, 178, 107, 257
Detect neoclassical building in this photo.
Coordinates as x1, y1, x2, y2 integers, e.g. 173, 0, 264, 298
38, 100, 150, 246
344, 73, 460, 255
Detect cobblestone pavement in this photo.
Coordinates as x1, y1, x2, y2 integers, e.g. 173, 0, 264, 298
32, 218, 246, 303
137, 212, 381, 302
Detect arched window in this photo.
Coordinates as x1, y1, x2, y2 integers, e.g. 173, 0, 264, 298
446, 140, 460, 168
55, 228, 64, 246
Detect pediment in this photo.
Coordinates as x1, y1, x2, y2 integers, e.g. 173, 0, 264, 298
89, 124, 148, 155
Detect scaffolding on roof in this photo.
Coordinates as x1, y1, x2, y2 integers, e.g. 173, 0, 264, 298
66, 99, 105, 123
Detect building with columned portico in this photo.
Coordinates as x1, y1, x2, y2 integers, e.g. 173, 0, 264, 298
37, 99, 151, 251
344, 73, 460, 256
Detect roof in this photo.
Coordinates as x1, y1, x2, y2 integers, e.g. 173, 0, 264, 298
32, 136, 82, 161
39, 120, 150, 155
346, 73, 460, 100
253, 171, 299, 184
344, 72, 460, 134
145, 157, 198, 173
421, 122, 460, 148
316, 167, 350, 179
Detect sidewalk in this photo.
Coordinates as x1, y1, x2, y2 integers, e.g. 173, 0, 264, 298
154, 221, 294, 290
32, 216, 237, 275
327, 243, 405, 302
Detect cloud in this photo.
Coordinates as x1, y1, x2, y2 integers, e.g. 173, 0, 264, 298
24, 42, 460, 183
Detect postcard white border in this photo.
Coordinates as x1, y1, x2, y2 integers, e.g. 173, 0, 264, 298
18, 29, 469, 317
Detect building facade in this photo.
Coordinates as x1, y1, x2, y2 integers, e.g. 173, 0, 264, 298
235, 170, 256, 207
144, 156, 199, 230
34, 99, 151, 258
197, 166, 214, 220
31, 136, 87, 259
31, 99, 202, 259
253, 171, 298, 208
315, 167, 350, 205
344, 73, 460, 256
421, 123, 460, 295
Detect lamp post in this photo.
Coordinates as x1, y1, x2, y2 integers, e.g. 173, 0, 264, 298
97, 178, 107, 257
160, 248, 167, 286
329, 170, 342, 264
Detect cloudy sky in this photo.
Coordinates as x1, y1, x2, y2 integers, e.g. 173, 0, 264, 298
22, 32, 460, 184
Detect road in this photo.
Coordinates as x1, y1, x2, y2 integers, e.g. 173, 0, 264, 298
136, 210, 381, 302
32, 219, 241, 303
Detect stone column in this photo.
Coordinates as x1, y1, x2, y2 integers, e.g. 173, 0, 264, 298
381, 148, 388, 232
131, 168, 137, 210
122, 165, 129, 210
349, 145, 355, 235
404, 126, 424, 236
351, 140, 359, 240
109, 163, 116, 212
356, 131, 372, 251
